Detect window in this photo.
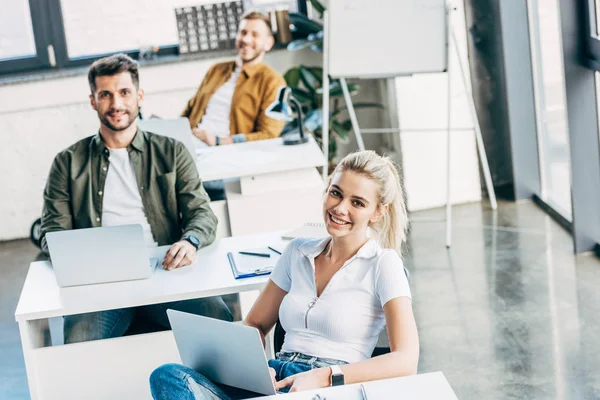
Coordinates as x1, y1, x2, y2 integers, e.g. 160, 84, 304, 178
0, 0, 36, 59
0, 0, 305, 76
528, 0, 573, 220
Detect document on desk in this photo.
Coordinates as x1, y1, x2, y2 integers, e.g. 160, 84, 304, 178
227, 247, 281, 279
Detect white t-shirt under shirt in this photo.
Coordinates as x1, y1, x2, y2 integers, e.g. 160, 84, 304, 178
195, 67, 241, 149
101, 148, 157, 247
270, 237, 411, 364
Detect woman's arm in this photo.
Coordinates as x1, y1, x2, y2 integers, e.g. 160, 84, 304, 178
336, 296, 419, 382
275, 296, 419, 392
243, 280, 288, 346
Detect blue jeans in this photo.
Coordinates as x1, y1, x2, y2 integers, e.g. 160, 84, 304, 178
150, 352, 348, 400
64, 296, 233, 344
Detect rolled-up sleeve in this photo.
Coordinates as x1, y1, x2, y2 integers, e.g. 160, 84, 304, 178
174, 141, 217, 248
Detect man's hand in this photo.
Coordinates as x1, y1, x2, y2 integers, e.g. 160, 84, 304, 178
192, 128, 217, 146
162, 240, 197, 270
275, 368, 331, 392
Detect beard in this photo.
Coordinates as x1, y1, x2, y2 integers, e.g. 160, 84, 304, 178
98, 103, 139, 132
237, 43, 264, 64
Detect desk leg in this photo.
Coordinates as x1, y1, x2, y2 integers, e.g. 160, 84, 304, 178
18, 319, 47, 400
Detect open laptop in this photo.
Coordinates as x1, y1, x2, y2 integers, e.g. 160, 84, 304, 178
167, 309, 277, 396
138, 117, 198, 157
46, 224, 159, 287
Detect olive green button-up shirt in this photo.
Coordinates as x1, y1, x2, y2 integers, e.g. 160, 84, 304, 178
40, 129, 217, 255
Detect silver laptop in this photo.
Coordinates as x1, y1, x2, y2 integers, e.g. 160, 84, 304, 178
167, 310, 277, 396
46, 224, 158, 287
138, 117, 197, 157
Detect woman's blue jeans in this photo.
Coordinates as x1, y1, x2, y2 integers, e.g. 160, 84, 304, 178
150, 352, 347, 400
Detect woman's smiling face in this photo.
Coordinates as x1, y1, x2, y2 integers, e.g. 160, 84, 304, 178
323, 170, 382, 239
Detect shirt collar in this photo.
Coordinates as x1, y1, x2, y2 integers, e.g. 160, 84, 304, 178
298, 237, 380, 260
92, 128, 145, 155
239, 61, 264, 79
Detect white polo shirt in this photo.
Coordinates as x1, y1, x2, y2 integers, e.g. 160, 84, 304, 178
270, 237, 411, 364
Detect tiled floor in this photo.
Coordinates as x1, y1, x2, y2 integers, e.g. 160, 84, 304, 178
1, 200, 600, 399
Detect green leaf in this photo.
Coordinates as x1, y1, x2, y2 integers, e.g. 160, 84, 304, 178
307, 67, 323, 83
299, 65, 321, 93
329, 83, 359, 97
291, 87, 314, 104
284, 67, 301, 88
331, 102, 385, 117
310, 0, 326, 17
341, 119, 353, 131
331, 120, 350, 144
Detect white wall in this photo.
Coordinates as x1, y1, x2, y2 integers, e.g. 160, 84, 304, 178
0, 49, 320, 241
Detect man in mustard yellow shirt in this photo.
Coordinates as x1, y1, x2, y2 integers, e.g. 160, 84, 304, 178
182, 11, 286, 147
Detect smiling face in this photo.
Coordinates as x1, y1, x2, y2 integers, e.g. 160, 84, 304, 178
89, 72, 143, 132
235, 18, 274, 64
323, 170, 385, 240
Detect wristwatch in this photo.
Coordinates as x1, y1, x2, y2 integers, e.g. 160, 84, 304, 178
330, 365, 344, 386
182, 235, 200, 250
215, 136, 221, 146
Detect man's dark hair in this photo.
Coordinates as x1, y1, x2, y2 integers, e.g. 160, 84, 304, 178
241, 11, 273, 36
88, 53, 139, 93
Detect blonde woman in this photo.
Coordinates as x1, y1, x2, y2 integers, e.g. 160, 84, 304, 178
150, 150, 419, 399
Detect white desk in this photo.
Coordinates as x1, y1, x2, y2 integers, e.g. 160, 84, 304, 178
196, 135, 326, 237
15, 232, 283, 400
261, 372, 458, 400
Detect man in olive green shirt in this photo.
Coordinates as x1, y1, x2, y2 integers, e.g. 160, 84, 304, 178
40, 54, 232, 344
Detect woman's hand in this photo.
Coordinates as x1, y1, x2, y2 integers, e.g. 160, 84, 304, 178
275, 368, 331, 392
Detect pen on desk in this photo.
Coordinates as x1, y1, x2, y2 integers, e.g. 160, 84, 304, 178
239, 251, 271, 258
253, 267, 273, 274
267, 246, 282, 255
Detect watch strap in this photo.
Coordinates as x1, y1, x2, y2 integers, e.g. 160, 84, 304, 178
182, 235, 200, 250
330, 365, 344, 386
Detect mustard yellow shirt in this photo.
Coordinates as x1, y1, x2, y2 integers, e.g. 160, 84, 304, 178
182, 61, 286, 141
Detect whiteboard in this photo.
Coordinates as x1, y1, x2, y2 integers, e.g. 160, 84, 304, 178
327, 0, 448, 78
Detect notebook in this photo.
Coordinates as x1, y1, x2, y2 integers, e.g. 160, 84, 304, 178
281, 222, 328, 240
227, 247, 281, 279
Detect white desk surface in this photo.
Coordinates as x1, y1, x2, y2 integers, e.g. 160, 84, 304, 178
14, 232, 285, 322
196, 135, 325, 182
261, 372, 458, 400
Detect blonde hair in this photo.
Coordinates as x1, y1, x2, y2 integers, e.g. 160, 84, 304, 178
331, 150, 408, 252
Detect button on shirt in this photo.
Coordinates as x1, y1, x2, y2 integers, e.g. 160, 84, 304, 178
270, 237, 412, 364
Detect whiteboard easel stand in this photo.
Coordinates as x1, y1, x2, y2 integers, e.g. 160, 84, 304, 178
321, 9, 330, 182
445, 6, 497, 248
321, 6, 497, 248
